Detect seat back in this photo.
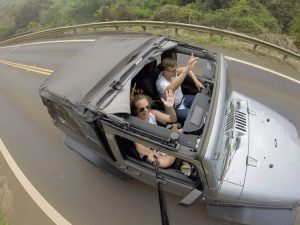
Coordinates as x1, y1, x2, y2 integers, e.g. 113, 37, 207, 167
131, 60, 161, 100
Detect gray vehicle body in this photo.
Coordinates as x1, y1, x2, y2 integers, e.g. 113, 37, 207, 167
39, 35, 300, 225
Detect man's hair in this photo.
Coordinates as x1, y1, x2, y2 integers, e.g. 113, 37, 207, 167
161, 57, 177, 70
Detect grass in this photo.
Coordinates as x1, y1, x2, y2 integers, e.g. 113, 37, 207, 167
15, 24, 300, 70
0, 210, 10, 225
118, 26, 300, 70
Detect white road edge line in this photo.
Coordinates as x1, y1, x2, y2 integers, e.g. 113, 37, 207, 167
225, 56, 300, 84
0, 137, 72, 225
0, 39, 96, 49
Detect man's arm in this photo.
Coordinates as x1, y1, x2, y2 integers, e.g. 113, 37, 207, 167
188, 70, 205, 90
177, 67, 205, 91
167, 56, 199, 91
166, 67, 189, 92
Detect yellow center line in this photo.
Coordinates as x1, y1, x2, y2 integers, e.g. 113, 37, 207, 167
0, 59, 54, 76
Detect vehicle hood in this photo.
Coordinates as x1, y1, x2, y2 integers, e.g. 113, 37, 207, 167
240, 97, 300, 207
216, 92, 249, 201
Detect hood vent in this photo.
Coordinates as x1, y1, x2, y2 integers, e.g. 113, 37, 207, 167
226, 101, 248, 136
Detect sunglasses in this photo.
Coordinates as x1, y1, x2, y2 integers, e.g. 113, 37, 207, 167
138, 105, 151, 113
164, 67, 177, 74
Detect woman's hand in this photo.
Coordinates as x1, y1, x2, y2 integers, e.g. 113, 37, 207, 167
147, 150, 161, 163
161, 89, 175, 108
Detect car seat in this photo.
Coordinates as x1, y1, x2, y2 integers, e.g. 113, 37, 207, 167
131, 60, 164, 110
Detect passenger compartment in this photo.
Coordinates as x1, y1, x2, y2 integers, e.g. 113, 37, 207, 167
183, 93, 210, 134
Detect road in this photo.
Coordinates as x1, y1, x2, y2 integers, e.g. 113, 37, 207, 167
0, 38, 299, 225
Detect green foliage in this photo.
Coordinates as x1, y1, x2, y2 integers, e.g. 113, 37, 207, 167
153, 4, 202, 23
14, 0, 51, 29
64, 0, 100, 24
262, 0, 296, 33
201, 0, 281, 34
39, 0, 71, 28
127, 6, 152, 19
0, 0, 299, 43
0, 210, 10, 225
288, 4, 300, 41
153, 4, 180, 21
199, 0, 238, 10
110, 2, 135, 20
0, 14, 15, 39
126, 0, 159, 19
177, 5, 203, 23
94, 5, 113, 21
97, 0, 116, 7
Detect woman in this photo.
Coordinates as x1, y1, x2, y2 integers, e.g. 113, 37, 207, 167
131, 90, 177, 168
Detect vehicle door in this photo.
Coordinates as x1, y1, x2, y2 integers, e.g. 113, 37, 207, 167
100, 115, 204, 197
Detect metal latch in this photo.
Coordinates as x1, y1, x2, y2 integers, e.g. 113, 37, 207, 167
167, 132, 179, 148
110, 80, 123, 90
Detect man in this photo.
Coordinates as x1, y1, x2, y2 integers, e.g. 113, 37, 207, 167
156, 55, 204, 124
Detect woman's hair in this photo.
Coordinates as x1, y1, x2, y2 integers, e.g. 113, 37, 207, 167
161, 57, 177, 70
130, 94, 152, 116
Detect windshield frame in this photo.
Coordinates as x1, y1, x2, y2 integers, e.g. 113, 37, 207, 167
198, 54, 233, 192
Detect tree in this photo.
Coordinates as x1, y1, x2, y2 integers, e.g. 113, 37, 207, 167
288, 4, 300, 41
39, 0, 71, 28
198, 0, 238, 10
201, 0, 281, 34
0, 15, 15, 40
263, 0, 296, 33
14, 0, 52, 30
177, 0, 196, 5
65, 0, 100, 24
153, 4, 180, 21
94, 5, 112, 21
126, 0, 157, 19
111, 1, 135, 20
153, 4, 202, 23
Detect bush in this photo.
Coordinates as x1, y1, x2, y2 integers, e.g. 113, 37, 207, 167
153, 4, 180, 21
128, 6, 153, 19
39, 0, 72, 28
258, 33, 298, 51
200, 0, 281, 35
288, 4, 300, 41
0, 17, 15, 40
153, 4, 202, 23
0, 210, 10, 225
177, 5, 203, 23
111, 2, 135, 20
94, 6, 113, 21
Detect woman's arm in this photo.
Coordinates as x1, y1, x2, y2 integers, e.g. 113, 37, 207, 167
151, 107, 176, 124
135, 143, 176, 168
156, 154, 176, 168
151, 89, 176, 124
135, 143, 153, 157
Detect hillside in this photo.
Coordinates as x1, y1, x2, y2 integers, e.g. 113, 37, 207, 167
0, 0, 13, 7
0, 0, 299, 51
